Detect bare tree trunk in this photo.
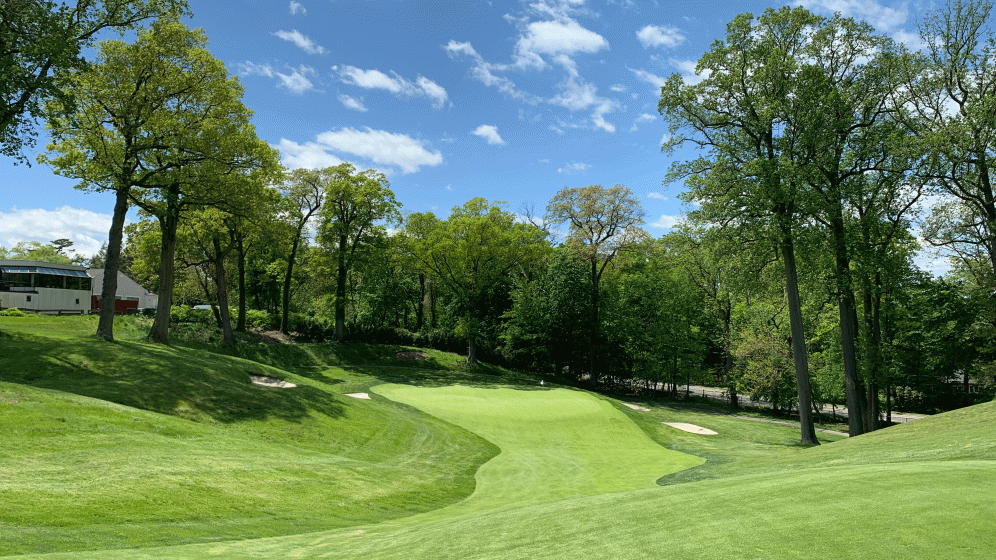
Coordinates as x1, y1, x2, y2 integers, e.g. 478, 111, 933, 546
831, 215, 867, 437
781, 234, 820, 445
96, 187, 130, 341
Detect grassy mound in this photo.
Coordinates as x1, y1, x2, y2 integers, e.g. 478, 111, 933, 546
2, 315, 994, 559
0, 316, 497, 555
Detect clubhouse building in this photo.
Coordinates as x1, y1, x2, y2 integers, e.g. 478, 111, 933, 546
0, 260, 93, 314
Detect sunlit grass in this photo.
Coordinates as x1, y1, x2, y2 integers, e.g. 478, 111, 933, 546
2, 315, 994, 559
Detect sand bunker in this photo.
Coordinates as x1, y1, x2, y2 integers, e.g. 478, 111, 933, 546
250, 375, 297, 388
344, 392, 371, 400
663, 422, 718, 435
622, 402, 650, 412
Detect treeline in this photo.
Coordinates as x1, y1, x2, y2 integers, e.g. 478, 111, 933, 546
2, 2, 995, 441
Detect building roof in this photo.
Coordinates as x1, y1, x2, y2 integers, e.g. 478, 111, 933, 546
0, 259, 87, 273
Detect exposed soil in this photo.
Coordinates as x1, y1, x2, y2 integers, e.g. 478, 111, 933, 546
396, 351, 427, 361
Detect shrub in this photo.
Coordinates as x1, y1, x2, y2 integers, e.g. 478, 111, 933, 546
243, 309, 279, 331
0, 307, 27, 317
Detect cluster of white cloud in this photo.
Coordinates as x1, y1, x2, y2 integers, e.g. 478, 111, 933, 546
0, 207, 111, 257
338, 94, 367, 112
630, 112, 656, 132
647, 192, 667, 200
651, 214, 680, 229
801, 0, 922, 48
337, 65, 449, 109
276, 127, 443, 174
237, 62, 316, 95
471, 125, 505, 145
636, 25, 686, 49
558, 162, 590, 174
444, 0, 624, 133
289, 1, 305, 16
273, 29, 326, 55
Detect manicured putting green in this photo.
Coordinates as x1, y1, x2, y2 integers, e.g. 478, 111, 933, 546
371, 384, 704, 512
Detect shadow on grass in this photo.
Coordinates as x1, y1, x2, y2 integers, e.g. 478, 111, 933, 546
2, 331, 342, 424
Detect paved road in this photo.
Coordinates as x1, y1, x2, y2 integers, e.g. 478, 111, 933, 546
653, 383, 926, 424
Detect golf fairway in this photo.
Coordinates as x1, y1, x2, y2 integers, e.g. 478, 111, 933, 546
13, 385, 996, 559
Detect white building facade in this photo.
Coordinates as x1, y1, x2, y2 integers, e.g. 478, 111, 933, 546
0, 260, 93, 314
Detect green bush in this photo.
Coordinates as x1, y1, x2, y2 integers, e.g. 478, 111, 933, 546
170, 305, 215, 326
0, 307, 27, 317
243, 309, 279, 331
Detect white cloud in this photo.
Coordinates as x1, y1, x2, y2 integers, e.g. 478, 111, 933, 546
651, 214, 680, 229
237, 61, 275, 78
558, 162, 590, 174
338, 94, 367, 112
315, 127, 443, 173
630, 67, 668, 89
0, 206, 111, 258
274, 139, 347, 170
610, 84, 627, 92
339, 66, 448, 108
514, 19, 609, 69
648, 192, 667, 200
471, 124, 505, 145
800, 0, 908, 32
668, 59, 710, 85
275, 66, 315, 95
272, 29, 326, 55
550, 76, 621, 132
636, 25, 686, 49
239, 62, 315, 94
289, 1, 305, 15
416, 76, 449, 108
630, 112, 657, 131
443, 40, 539, 103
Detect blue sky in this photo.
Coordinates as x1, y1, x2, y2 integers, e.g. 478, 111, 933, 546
1, 0, 938, 269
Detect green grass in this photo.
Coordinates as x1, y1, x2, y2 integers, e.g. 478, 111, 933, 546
2, 315, 995, 559
0, 316, 497, 554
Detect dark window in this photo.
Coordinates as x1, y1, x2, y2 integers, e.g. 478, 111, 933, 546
26, 295, 31, 302
76, 299, 80, 305
37, 274, 64, 289
4, 273, 31, 288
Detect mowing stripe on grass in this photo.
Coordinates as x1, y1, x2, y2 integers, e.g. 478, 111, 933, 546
370, 384, 704, 512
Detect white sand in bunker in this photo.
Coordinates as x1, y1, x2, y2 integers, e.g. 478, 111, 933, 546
249, 375, 297, 388
344, 392, 371, 400
622, 402, 650, 412
663, 422, 718, 435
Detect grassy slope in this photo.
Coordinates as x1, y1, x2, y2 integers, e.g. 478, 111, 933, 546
3, 315, 996, 559
0, 316, 497, 555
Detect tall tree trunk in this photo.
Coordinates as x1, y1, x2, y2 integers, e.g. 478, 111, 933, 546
831, 215, 867, 437
415, 273, 425, 332
590, 259, 600, 385
280, 232, 302, 334
96, 187, 130, 341
335, 234, 347, 341
467, 336, 477, 365
721, 302, 738, 408
213, 234, 235, 346
781, 234, 820, 445
149, 206, 180, 345
234, 231, 247, 333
